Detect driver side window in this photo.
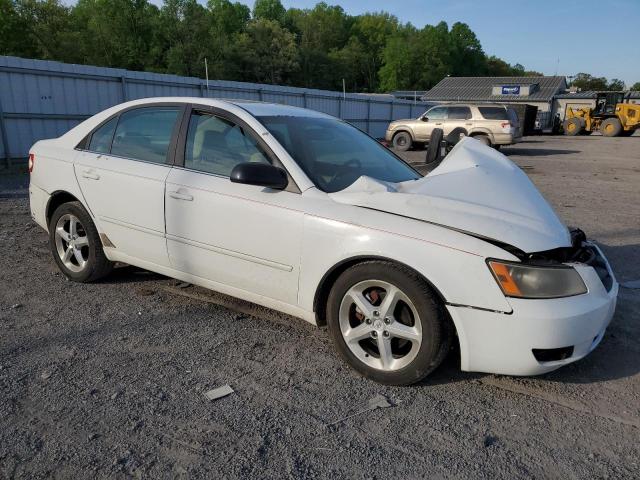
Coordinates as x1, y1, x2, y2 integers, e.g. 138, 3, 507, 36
184, 112, 270, 177
425, 107, 447, 120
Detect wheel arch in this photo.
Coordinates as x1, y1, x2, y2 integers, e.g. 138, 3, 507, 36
313, 255, 449, 328
469, 129, 494, 143
392, 128, 415, 141
46, 190, 83, 226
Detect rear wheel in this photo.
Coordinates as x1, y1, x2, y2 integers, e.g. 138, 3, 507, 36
392, 131, 412, 151
600, 118, 622, 137
473, 134, 491, 146
563, 118, 583, 136
49, 201, 113, 282
327, 261, 452, 385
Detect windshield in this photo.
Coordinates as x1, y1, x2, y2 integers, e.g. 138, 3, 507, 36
256, 115, 420, 193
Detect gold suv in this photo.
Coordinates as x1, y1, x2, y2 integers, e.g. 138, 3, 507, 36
385, 103, 521, 151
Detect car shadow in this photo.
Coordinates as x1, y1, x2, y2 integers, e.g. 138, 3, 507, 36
501, 147, 581, 156
99, 264, 167, 285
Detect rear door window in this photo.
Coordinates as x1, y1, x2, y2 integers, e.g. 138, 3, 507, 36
478, 107, 510, 120
111, 107, 180, 163
447, 106, 472, 120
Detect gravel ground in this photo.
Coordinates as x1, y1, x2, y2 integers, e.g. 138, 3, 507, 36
1, 135, 639, 478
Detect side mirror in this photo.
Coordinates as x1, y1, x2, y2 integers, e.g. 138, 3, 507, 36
230, 162, 288, 190
421, 116, 429, 122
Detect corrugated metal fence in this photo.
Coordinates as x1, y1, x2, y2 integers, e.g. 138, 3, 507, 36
0, 56, 432, 167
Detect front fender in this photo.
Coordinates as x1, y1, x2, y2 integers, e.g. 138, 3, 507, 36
298, 210, 515, 315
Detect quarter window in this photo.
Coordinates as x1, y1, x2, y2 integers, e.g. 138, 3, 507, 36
184, 112, 270, 176
111, 107, 180, 163
88, 117, 117, 153
478, 107, 510, 120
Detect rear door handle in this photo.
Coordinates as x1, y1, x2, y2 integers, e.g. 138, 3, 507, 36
81, 170, 100, 180
435, 122, 443, 125
168, 191, 193, 201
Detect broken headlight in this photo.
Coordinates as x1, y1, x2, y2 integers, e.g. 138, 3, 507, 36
488, 260, 587, 299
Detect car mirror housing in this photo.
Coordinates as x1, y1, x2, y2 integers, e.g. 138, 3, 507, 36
421, 116, 429, 122
230, 163, 289, 190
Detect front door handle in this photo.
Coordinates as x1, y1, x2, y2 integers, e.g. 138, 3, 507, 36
435, 122, 443, 125
465, 122, 473, 126
81, 170, 100, 180
168, 191, 194, 201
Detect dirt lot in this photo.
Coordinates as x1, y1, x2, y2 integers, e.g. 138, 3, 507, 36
1, 135, 639, 478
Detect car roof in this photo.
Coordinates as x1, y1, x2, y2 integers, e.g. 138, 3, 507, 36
118, 97, 333, 119
431, 103, 508, 109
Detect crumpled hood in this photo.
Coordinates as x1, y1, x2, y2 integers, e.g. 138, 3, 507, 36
329, 137, 571, 253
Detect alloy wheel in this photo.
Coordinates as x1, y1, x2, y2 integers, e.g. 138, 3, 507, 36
339, 280, 422, 371
54, 213, 90, 273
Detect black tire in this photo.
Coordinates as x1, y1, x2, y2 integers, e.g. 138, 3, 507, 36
493, 144, 501, 150
445, 127, 468, 145
392, 131, 412, 151
563, 118, 583, 136
425, 128, 444, 164
600, 118, 622, 137
619, 129, 635, 137
48, 201, 113, 282
473, 134, 491, 146
326, 261, 453, 386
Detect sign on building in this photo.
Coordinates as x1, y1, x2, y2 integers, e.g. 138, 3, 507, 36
501, 85, 521, 95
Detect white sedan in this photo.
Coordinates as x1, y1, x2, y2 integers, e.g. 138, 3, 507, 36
28, 98, 618, 385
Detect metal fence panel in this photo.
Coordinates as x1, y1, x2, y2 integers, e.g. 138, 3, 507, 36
0, 55, 432, 164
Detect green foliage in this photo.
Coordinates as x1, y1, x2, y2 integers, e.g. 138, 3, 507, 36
631, 82, 640, 91
571, 73, 625, 92
4, 0, 608, 94
252, 0, 285, 24
230, 18, 298, 84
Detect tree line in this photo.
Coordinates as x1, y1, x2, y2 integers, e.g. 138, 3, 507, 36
1, 0, 637, 92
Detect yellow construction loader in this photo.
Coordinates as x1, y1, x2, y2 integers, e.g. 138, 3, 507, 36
564, 92, 640, 137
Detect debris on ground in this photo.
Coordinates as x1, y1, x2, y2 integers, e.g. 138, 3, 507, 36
176, 281, 192, 289
204, 385, 234, 401
326, 393, 395, 427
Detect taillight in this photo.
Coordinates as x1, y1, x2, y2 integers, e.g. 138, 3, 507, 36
501, 122, 511, 129
28, 153, 35, 173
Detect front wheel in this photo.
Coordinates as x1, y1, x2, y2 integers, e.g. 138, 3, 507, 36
49, 201, 113, 282
563, 118, 583, 136
327, 261, 452, 385
392, 131, 412, 151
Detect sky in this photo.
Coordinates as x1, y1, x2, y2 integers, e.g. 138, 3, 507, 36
234, 0, 640, 86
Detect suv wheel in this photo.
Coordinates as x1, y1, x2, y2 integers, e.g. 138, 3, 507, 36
473, 134, 491, 146
392, 131, 412, 151
49, 201, 113, 282
327, 261, 452, 385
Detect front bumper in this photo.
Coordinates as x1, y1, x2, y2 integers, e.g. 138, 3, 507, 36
447, 245, 618, 376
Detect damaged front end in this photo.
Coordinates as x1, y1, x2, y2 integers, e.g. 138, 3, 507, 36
494, 228, 614, 293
